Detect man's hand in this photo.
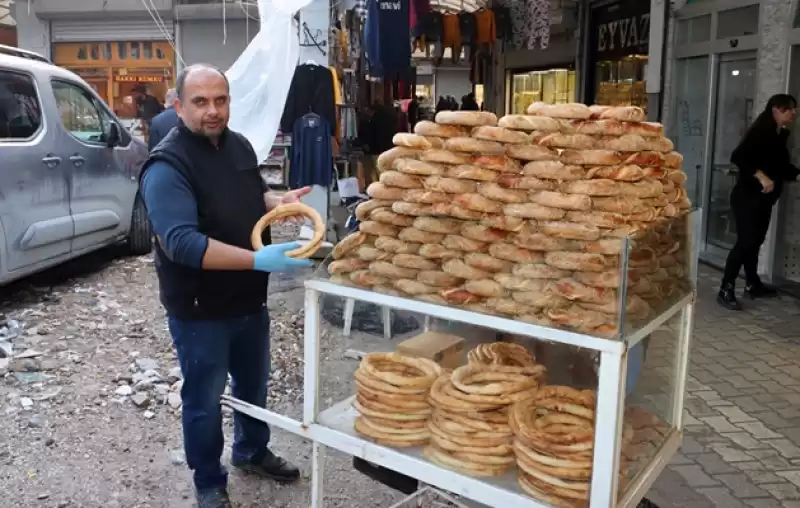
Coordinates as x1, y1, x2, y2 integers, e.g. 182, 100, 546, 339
264, 186, 312, 223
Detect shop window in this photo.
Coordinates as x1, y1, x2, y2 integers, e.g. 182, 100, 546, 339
143, 42, 153, 60
716, 5, 759, 39
0, 71, 43, 140
102, 43, 112, 61
77, 47, 87, 60
677, 15, 711, 44
51, 80, 105, 144
117, 42, 127, 60
509, 68, 576, 115
90, 44, 100, 60
156, 48, 165, 59
130, 43, 140, 60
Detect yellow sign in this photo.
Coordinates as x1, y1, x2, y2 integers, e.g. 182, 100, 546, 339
115, 75, 163, 83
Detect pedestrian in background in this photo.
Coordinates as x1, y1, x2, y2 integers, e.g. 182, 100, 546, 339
718, 93, 800, 311
148, 88, 179, 150
139, 64, 310, 508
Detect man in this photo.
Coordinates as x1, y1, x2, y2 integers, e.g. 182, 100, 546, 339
148, 88, 179, 150
134, 85, 164, 144
139, 64, 311, 508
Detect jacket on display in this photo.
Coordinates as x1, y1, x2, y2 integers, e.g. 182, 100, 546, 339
281, 63, 336, 136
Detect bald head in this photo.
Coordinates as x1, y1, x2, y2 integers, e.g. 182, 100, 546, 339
164, 88, 177, 105
174, 64, 230, 140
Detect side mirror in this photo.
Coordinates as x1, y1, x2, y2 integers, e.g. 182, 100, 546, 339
106, 122, 121, 147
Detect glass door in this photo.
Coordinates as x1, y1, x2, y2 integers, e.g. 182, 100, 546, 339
705, 53, 757, 256
669, 56, 710, 205
774, 46, 800, 288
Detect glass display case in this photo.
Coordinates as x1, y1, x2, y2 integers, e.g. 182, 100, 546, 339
222, 211, 700, 508
594, 55, 648, 112
509, 67, 577, 115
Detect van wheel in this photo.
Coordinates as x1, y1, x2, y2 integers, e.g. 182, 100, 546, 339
126, 193, 152, 256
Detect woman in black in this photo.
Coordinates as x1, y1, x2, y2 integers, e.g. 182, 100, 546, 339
718, 94, 800, 310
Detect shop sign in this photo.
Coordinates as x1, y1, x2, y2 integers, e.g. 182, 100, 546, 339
115, 75, 163, 83
592, 0, 650, 60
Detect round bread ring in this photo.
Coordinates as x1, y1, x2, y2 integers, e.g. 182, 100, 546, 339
518, 466, 589, 499
435, 409, 509, 431
510, 400, 594, 446
251, 202, 324, 258
444, 375, 538, 406
450, 364, 544, 395
360, 352, 441, 389
428, 376, 503, 413
431, 432, 513, 456
423, 446, 511, 477
354, 417, 430, 447
513, 440, 593, 470
517, 473, 586, 508
515, 451, 592, 481
431, 413, 513, 438
356, 381, 429, 407
447, 448, 515, 467
352, 399, 430, 421
366, 416, 429, 430
429, 420, 513, 448
355, 394, 432, 416
353, 369, 428, 395
355, 415, 430, 436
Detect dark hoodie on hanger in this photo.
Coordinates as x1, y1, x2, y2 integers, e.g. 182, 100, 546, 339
280, 63, 336, 136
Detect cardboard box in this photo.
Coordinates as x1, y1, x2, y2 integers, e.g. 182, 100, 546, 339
396, 332, 466, 369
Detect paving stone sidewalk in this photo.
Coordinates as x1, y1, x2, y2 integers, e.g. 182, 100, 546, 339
645, 266, 800, 508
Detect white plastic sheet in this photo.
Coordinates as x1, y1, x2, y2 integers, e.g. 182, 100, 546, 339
226, 0, 313, 162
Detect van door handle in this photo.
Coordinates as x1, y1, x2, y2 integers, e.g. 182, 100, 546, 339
41, 155, 61, 168
69, 155, 85, 167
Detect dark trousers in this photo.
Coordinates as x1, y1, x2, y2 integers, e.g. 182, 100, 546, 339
722, 188, 774, 287
168, 310, 271, 491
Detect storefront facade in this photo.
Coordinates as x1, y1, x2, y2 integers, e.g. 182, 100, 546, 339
660, 0, 800, 288
582, 0, 651, 114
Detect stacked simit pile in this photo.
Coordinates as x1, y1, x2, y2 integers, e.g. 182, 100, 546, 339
329, 104, 693, 337
510, 386, 632, 507
352, 353, 442, 447
425, 345, 547, 477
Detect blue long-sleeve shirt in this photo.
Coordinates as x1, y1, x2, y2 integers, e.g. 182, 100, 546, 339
140, 161, 208, 268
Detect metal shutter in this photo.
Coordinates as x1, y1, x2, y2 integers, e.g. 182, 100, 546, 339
51, 20, 175, 42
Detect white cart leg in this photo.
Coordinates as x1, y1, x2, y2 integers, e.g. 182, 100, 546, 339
589, 347, 627, 508
673, 302, 695, 429
342, 298, 355, 337
303, 289, 321, 426
382, 306, 391, 339
311, 441, 326, 508
423, 315, 432, 332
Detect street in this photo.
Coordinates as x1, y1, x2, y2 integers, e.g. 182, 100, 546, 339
0, 226, 800, 507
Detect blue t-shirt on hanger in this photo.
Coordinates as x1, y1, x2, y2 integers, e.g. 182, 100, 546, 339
364, 0, 411, 77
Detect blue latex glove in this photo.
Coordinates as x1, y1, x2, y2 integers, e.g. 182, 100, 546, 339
253, 242, 313, 273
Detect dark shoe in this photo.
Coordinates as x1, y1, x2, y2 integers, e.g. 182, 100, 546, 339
744, 283, 778, 299
196, 487, 231, 508
717, 285, 742, 311
231, 450, 300, 483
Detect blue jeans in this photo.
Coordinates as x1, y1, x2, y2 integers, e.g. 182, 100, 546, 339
168, 310, 271, 491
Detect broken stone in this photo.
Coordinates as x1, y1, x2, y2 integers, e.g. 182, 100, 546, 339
15, 349, 44, 359
28, 414, 46, 428
9, 358, 40, 373
143, 410, 156, 419
167, 366, 182, 383
167, 392, 182, 409
0, 340, 12, 358
131, 393, 150, 408
135, 358, 159, 372
115, 385, 133, 396
20, 397, 33, 409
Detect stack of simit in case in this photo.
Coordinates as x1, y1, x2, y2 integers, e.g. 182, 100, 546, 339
328, 104, 692, 337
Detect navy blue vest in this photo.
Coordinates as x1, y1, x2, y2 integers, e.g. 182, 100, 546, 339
141, 123, 270, 320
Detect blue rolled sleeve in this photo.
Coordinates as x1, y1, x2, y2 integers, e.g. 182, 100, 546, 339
140, 161, 208, 268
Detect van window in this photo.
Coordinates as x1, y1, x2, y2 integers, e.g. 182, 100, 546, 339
0, 70, 43, 140
51, 80, 105, 144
